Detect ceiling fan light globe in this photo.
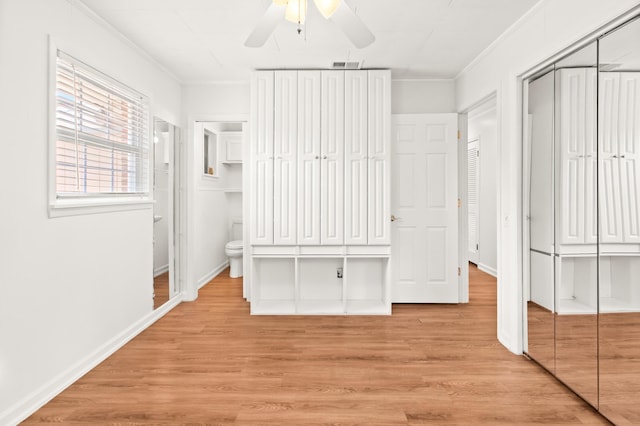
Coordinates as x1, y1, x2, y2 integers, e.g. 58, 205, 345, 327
272, 0, 288, 5
313, 0, 340, 18
285, 0, 307, 23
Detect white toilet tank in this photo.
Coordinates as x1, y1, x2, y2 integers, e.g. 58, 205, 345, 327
230, 218, 243, 241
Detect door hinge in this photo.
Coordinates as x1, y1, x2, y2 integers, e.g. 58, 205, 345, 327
457, 130, 461, 140
458, 267, 461, 276
477, 150, 480, 157
476, 243, 479, 250
458, 198, 461, 208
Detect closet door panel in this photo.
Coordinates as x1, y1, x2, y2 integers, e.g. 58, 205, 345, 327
619, 73, 640, 243
599, 19, 640, 423
345, 71, 368, 245
557, 69, 587, 247
599, 73, 623, 244
274, 71, 298, 245
251, 71, 274, 245
585, 69, 598, 244
368, 70, 391, 245
321, 71, 345, 245
297, 71, 322, 245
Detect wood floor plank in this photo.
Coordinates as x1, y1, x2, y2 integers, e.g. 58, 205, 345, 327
22, 265, 609, 425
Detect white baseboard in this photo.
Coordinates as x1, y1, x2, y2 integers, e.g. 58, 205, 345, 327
197, 261, 229, 289
154, 264, 169, 277
478, 263, 497, 277
0, 296, 182, 426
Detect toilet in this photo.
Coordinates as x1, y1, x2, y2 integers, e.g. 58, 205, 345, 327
225, 218, 243, 278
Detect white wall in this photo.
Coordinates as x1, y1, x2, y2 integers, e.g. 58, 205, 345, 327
392, 80, 456, 113
468, 102, 498, 276
455, 0, 640, 354
0, 0, 181, 423
182, 84, 250, 299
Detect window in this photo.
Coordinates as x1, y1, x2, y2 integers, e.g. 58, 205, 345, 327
54, 50, 150, 204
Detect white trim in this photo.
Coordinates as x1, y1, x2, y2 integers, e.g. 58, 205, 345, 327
392, 78, 456, 83
48, 199, 154, 218
183, 80, 250, 86
455, 1, 546, 80
185, 114, 250, 302
66, 0, 182, 85
48, 38, 153, 217
458, 114, 470, 303
154, 264, 169, 277
197, 261, 229, 289
478, 263, 498, 278
456, 2, 640, 81
0, 295, 182, 426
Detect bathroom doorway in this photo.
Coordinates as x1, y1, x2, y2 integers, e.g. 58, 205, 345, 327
190, 119, 248, 298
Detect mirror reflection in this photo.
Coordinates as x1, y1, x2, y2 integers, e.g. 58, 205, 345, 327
598, 16, 640, 424
153, 117, 179, 309
553, 42, 599, 407
525, 42, 599, 407
526, 66, 556, 372
525, 14, 640, 423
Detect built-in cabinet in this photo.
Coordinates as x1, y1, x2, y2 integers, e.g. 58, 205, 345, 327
249, 69, 391, 315
526, 16, 640, 424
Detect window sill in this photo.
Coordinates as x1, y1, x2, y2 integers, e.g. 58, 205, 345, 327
49, 197, 154, 218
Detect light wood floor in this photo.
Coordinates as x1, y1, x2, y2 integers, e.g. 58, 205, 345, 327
153, 271, 170, 310
23, 265, 609, 425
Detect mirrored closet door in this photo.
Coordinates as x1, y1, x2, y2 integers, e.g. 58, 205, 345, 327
598, 16, 640, 424
525, 14, 640, 425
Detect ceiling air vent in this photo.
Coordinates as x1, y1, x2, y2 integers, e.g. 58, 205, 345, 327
332, 61, 361, 70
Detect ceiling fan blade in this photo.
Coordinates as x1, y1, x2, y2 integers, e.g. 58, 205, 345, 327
245, 3, 286, 48
330, 0, 375, 49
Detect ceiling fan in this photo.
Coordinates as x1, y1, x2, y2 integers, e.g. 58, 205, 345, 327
245, 0, 375, 49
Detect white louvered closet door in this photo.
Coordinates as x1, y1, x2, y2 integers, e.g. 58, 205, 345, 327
274, 71, 298, 245
468, 139, 479, 264
297, 71, 322, 245
344, 71, 368, 245
320, 71, 345, 245
250, 71, 274, 245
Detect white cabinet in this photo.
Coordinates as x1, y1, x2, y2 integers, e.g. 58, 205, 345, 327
221, 132, 243, 163
345, 71, 369, 245
249, 69, 391, 315
250, 71, 274, 245
250, 253, 391, 315
368, 70, 392, 245
274, 71, 298, 245
598, 72, 640, 246
297, 71, 322, 245
556, 68, 597, 251
320, 71, 345, 245
297, 70, 345, 245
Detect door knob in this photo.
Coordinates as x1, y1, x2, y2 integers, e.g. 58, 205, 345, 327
391, 214, 401, 222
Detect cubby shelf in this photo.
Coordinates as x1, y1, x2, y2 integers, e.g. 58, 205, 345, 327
250, 254, 390, 315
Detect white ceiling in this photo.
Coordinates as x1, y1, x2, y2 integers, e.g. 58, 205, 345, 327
79, 0, 540, 84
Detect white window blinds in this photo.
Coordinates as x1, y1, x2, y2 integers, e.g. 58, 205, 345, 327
55, 51, 149, 198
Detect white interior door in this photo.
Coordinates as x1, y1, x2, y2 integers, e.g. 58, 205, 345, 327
467, 139, 479, 264
391, 113, 459, 303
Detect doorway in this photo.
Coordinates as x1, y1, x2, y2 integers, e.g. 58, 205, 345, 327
466, 98, 498, 277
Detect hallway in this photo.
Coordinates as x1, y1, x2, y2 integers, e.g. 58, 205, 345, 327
24, 266, 607, 425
